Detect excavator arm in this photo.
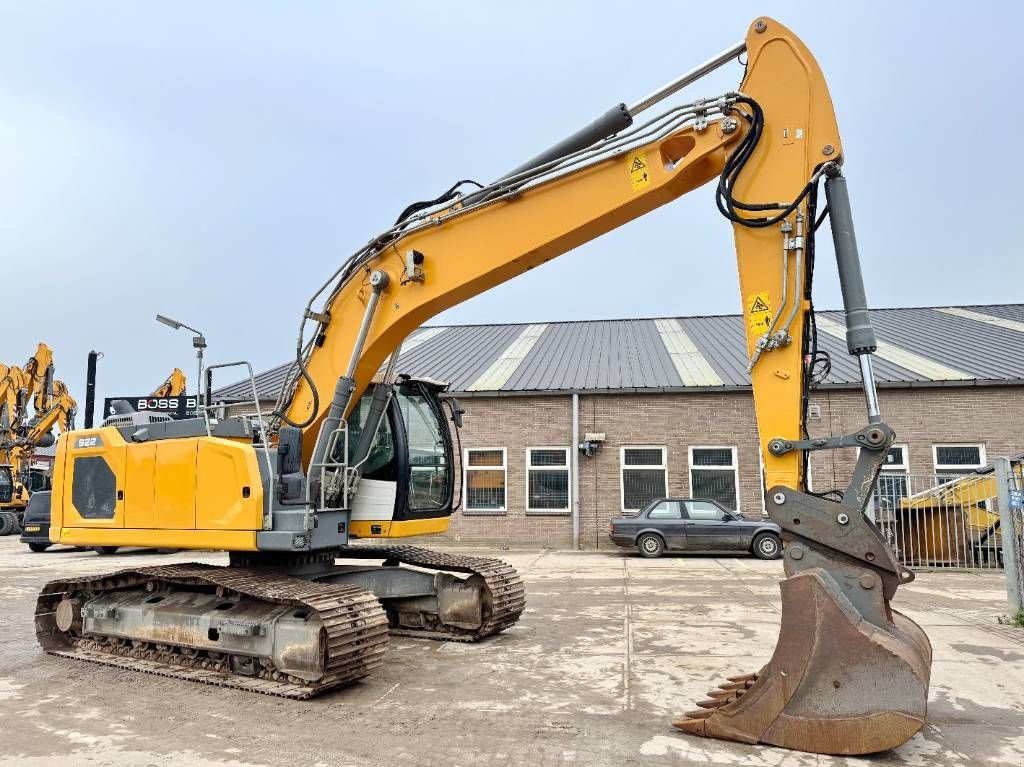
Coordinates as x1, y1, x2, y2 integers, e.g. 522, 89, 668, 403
7, 380, 76, 492
24, 343, 55, 416
279, 21, 837, 496
152, 368, 187, 398
269, 17, 928, 753
24, 379, 77, 447
1, 344, 63, 508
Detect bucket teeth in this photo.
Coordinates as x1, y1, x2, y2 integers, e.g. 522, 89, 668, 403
695, 698, 729, 709
717, 680, 750, 691
682, 708, 714, 719
727, 672, 758, 683
672, 715, 708, 735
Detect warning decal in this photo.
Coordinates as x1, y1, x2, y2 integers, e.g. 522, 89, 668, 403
747, 292, 772, 335
627, 150, 651, 191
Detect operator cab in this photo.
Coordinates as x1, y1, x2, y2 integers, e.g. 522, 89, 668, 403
346, 376, 458, 524
0, 465, 13, 504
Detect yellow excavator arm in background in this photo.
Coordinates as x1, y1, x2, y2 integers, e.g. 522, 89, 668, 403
25, 379, 77, 446
24, 343, 55, 416
1, 344, 73, 510
6, 379, 76, 495
152, 368, 187, 397
0, 343, 53, 440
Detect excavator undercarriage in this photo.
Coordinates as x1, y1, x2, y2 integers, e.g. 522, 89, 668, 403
37, 546, 525, 698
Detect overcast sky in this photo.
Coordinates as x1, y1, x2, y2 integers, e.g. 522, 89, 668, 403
1, 2, 1020, 409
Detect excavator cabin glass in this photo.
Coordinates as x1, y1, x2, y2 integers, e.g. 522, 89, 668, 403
0, 466, 12, 504
346, 380, 455, 521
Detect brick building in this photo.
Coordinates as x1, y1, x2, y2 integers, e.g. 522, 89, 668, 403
214, 304, 1024, 550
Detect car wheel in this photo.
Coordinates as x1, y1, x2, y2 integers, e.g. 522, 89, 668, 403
753, 533, 781, 560
28, 543, 50, 553
637, 533, 665, 559
93, 546, 119, 556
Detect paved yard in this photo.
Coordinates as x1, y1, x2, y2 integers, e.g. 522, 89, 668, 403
0, 538, 1022, 766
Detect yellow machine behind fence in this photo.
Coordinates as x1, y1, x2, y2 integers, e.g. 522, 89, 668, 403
895, 460, 1022, 566
37, 18, 931, 756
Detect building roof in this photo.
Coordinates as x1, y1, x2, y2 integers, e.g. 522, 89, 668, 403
213, 304, 1024, 401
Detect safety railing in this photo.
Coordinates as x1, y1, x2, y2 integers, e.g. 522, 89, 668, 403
201, 361, 276, 530
868, 471, 1005, 570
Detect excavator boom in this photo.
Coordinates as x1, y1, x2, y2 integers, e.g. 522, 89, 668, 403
39, 17, 929, 755
152, 368, 187, 398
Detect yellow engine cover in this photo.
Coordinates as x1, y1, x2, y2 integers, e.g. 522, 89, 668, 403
52, 427, 262, 551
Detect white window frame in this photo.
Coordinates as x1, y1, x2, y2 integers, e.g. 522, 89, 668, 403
525, 446, 571, 515
619, 445, 668, 513
932, 443, 986, 475
462, 447, 507, 514
688, 446, 740, 512
882, 444, 910, 473
857, 443, 911, 471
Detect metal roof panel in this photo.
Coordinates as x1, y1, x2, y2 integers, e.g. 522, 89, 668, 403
214, 304, 1024, 400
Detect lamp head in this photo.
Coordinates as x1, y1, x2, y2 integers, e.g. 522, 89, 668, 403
156, 314, 183, 330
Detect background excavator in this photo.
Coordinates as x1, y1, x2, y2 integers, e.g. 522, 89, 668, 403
34, 18, 931, 756
0, 343, 76, 534
152, 368, 187, 398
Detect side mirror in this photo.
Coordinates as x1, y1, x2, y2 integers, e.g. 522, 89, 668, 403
447, 398, 464, 429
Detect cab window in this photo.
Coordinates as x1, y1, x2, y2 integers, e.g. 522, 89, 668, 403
397, 386, 450, 511
346, 389, 396, 480
646, 500, 682, 519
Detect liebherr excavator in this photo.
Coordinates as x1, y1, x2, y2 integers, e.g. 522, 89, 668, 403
35, 18, 931, 756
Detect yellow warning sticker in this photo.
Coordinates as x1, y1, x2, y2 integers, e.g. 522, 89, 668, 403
747, 292, 772, 335
627, 150, 651, 191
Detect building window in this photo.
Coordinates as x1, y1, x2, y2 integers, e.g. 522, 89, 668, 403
875, 444, 910, 519
883, 445, 910, 472
621, 446, 667, 512
463, 448, 506, 513
689, 446, 739, 511
526, 447, 571, 514
933, 444, 985, 481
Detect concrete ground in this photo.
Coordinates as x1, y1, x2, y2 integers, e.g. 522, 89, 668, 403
1, 538, 1023, 766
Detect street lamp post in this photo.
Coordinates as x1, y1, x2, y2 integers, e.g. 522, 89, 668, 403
156, 314, 207, 403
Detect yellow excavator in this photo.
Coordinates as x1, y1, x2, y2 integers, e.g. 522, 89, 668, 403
152, 368, 188, 398
35, 18, 931, 756
1, 344, 76, 532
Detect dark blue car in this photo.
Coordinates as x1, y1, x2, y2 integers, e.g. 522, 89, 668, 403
608, 498, 782, 559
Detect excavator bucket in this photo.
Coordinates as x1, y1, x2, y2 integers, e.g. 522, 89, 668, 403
674, 487, 933, 755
